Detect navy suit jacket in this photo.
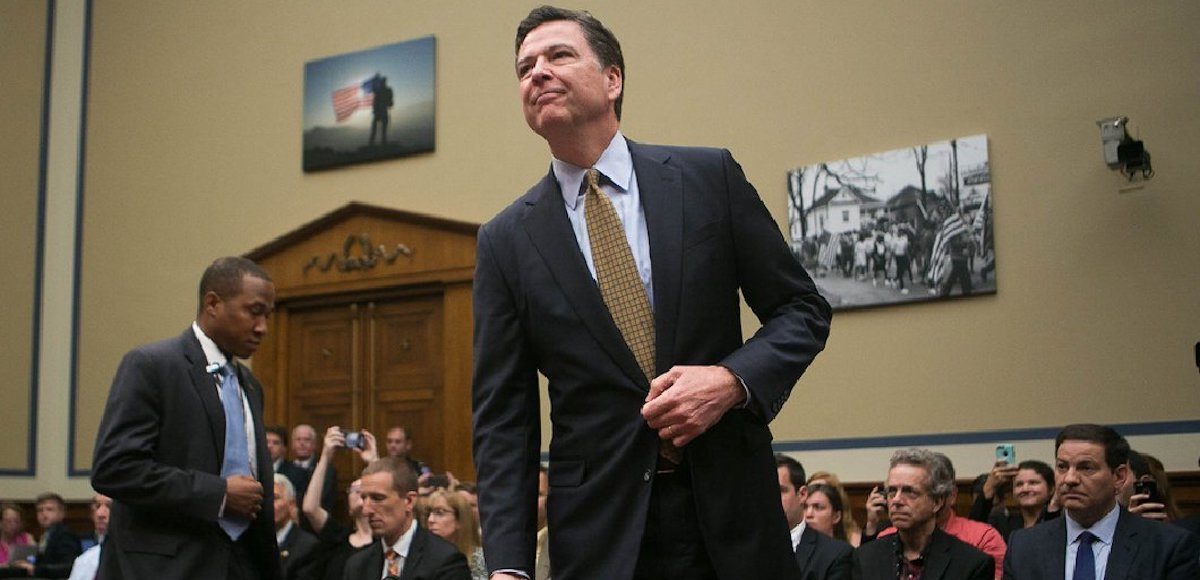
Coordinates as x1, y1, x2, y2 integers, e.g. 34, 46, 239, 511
92, 329, 282, 580
1003, 507, 1200, 579
795, 526, 853, 580
472, 141, 832, 579
341, 526, 469, 580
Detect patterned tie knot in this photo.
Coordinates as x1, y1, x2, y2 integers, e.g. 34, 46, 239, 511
586, 167, 601, 190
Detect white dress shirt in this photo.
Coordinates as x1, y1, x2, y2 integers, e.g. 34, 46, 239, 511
790, 521, 808, 552
381, 519, 417, 579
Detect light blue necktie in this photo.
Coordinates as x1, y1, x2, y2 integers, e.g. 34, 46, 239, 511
217, 363, 251, 540
1072, 531, 1097, 580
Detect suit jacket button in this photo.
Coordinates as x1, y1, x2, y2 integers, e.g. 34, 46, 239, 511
643, 470, 652, 482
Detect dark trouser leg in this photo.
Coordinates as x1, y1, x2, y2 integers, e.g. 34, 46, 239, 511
633, 470, 717, 580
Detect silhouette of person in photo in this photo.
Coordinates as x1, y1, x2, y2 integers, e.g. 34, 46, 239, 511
368, 74, 394, 146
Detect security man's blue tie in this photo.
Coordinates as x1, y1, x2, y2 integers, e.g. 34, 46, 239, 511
1072, 530, 1097, 580
217, 363, 252, 540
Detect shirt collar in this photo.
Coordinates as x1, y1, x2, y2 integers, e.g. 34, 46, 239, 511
1065, 503, 1120, 546
552, 131, 633, 210
383, 517, 418, 559
192, 322, 228, 369
276, 520, 294, 546
790, 521, 807, 549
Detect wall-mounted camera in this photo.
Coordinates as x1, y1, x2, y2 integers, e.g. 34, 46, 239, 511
1096, 116, 1153, 181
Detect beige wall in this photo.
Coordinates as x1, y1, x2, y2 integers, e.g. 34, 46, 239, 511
0, 0, 47, 473
5, 1, 1199, 493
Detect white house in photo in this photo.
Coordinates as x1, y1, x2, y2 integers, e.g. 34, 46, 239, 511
804, 185, 886, 237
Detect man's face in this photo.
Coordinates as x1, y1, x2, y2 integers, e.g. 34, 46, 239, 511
1056, 440, 1127, 525
516, 20, 621, 139
386, 428, 410, 458
777, 466, 806, 529
91, 495, 112, 536
273, 483, 293, 531
291, 426, 316, 460
35, 500, 64, 529
360, 471, 414, 544
203, 274, 274, 358
885, 464, 942, 533
266, 432, 286, 462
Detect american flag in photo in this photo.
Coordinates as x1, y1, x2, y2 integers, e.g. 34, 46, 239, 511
331, 77, 376, 122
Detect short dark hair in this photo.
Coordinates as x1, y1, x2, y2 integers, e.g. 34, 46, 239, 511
515, 5, 626, 120
197, 256, 272, 312
266, 425, 288, 446
1055, 423, 1130, 470
362, 457, 419, 495
775, 454, 806, 490
34, 492, 66, 508
1018, 459, 1055, 488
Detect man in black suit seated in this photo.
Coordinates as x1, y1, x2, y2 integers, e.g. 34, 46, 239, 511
1003, 423, 1200, 579
274, 474, 319, 580
267, 426, 308, 498
343, 458, 469, 580
853, 449, 992, 580
776, 455, 851, 580
2, 493, 81, 579
290, 425, 338, 518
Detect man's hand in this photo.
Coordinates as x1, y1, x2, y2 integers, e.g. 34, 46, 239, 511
641, 365, 744, 448
864, 486, 888, 531
1128, 493, 1168, 521
358, 430, 379, 463
225, 474, 263, 520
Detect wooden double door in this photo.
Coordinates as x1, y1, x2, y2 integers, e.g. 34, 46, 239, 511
286, 290, 445, 504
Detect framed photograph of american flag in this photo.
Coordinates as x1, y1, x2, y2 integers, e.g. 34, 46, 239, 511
302, 36, 436, 172
786, 134, 995, 310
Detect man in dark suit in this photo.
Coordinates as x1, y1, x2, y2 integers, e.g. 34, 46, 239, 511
853, 449, 992, 580
776, 455, 852, 580
472, 7, 832, 580
274, 475, 319, 580
1003, 424, 1200, 579
343, 458, 469, 580
0, 493, 81, 579
91, 256, 282, 580
267, 425, 308, 495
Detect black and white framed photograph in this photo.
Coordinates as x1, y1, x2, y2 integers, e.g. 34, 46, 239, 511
302, 36, 436, 172
787, 134, 995, 310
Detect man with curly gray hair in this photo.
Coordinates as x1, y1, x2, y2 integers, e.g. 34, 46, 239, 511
852, 448, 993, 579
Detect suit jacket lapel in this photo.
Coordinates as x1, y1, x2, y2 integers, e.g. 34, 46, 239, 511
400, 527, 427, 580
183, 329, 226, 461
924, 530, 952, 579
629, 142, 683, 375
1045, 517, 1068, 578
794, 526, 817, 571
522, 169, 649, 388
1104, 510, 1139, 580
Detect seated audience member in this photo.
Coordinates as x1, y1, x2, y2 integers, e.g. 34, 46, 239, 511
276, 474, 320, 580
65, 494, 111, 580
292, 424, 338, 516
268, 425, 308, 491
877, 452, 1006, 579
970, 460, 1018, 522
1128, 452, 1182, 523
426, 490, 487, 580
1, 493, 82, 579
385, 426, 431, 477
806, 471, 864, 546
805, 484, 850, 542
342, 457, 469, 580
775, 455, 851, 580
0, 503, 33, 566
976, 460, 1055, 541
303, 426, 378, 580
853, 449, 993, 580
1003, 424, 1200, 579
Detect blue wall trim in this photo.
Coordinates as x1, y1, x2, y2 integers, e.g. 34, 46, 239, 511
67, 0, 94, 478
771, 420, 1200, 453
1, 0, 57, 479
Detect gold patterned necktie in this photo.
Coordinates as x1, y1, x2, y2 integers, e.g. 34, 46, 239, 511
386, 548, 401, 576
584, 169, 681, 464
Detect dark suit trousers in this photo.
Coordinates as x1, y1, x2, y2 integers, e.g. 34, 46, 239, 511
633, 468, 718, 580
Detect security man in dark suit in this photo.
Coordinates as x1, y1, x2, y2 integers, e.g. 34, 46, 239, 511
776, 455, 852, 580
92, 256, 282, 580
473, 6, 831, 580
1003, 423, 1200, 579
